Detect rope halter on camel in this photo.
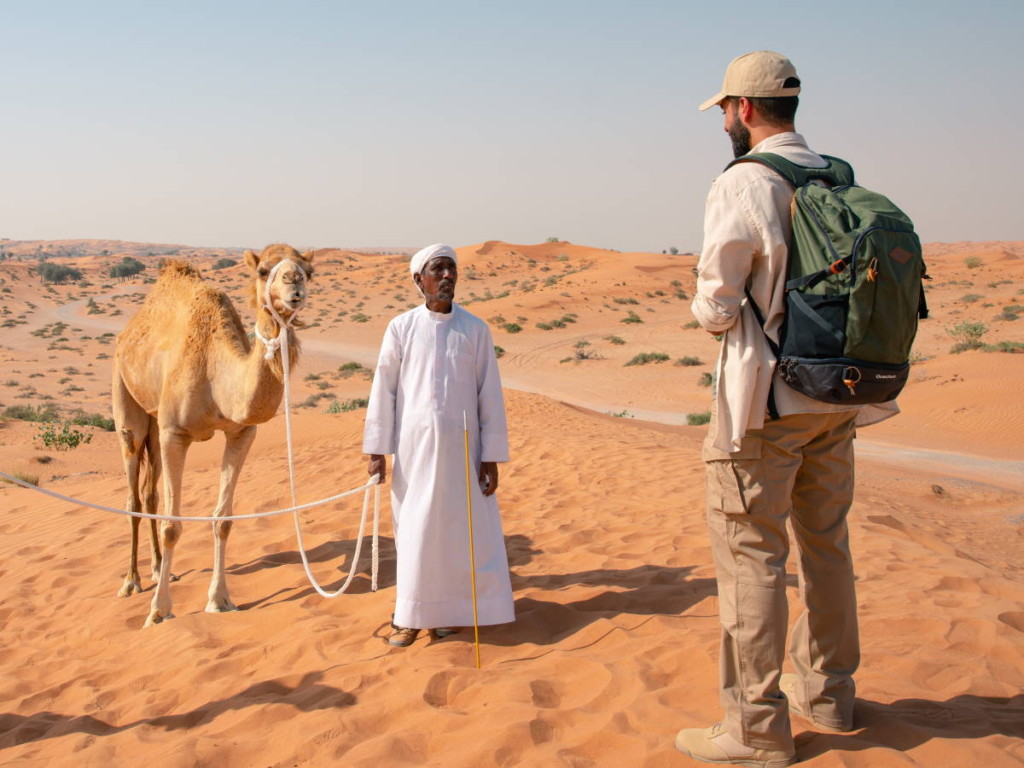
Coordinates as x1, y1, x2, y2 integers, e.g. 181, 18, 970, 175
254, 258, 306, 360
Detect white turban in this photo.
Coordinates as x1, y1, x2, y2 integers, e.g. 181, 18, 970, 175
410, 243, 457, 278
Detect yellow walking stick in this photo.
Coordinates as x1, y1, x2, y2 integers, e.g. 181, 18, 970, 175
463, 411, 482, 669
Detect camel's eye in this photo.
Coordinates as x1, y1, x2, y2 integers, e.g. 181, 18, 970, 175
258, 267, 270, 279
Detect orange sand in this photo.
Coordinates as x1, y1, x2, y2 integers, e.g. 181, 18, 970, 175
0, 239, 1022, 766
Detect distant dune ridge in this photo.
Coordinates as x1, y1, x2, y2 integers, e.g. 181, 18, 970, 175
0, 239, 1022, 765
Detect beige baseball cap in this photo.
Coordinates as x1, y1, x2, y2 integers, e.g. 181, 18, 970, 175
699, 50, 801, 111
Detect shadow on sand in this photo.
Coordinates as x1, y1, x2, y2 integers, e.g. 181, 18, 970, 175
0, 671, 355, 750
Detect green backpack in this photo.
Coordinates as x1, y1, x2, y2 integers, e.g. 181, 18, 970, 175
727, 152, 928, 409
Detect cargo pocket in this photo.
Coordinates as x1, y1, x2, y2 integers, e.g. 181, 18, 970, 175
702, 437, 763, 515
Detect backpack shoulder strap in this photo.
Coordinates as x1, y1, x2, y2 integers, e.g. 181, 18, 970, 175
726, 152, 855, 188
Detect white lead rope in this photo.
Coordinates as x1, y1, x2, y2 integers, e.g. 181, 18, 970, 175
260, 259, 380, 597
0, 469, 377, 522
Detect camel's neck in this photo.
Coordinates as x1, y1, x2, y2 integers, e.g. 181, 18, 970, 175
228, 309, 298, 425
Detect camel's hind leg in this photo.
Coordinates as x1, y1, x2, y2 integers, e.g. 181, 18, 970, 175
113, 369, 150, 598
141, 418, 177, 584
145, 426, 191, 627
207, 425, 257, 613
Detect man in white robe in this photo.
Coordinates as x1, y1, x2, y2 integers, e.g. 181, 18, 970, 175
363, 243, 515, 647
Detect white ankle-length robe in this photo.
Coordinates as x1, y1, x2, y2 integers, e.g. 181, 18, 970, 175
363, 304, 514, 629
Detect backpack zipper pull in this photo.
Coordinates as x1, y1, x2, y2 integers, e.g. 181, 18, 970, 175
843, 366, 862, 396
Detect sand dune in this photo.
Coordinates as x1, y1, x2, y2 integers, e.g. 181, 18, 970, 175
0, 239, 1022, 766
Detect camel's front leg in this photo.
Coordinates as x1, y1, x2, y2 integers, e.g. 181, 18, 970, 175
146, 428, 190, 627
207, 425, 257, 613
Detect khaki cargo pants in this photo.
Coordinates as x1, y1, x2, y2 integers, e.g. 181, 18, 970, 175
703, 410, 859, 751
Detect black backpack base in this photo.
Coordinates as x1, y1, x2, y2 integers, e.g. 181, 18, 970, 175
777, 356, 909, 405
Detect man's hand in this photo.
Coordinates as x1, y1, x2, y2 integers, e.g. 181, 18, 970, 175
479, 461, 498, 496
367, 454, 387, 484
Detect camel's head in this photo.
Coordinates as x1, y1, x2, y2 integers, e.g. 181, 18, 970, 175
245, 244, 315, 327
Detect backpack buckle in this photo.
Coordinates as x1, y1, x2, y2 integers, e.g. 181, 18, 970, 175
829, 259, 847, 275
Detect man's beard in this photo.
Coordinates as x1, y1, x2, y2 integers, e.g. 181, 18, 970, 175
729, 119, 751, 158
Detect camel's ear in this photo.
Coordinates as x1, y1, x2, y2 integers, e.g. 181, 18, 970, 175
244, 250, 260, 270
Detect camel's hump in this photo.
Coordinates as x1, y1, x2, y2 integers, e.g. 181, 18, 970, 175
159, 259, 203, 280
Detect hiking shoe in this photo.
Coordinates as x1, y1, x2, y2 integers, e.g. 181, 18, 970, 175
388, 626, 419, 647
780, 673, 854, 733
431, 627, 460, 638
674, 723, 795, 767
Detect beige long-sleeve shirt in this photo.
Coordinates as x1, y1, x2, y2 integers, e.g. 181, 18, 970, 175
692, 132, 897, 453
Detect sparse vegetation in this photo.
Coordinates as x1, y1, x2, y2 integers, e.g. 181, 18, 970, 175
211, 258, 237, 270
325, 398, 369, 413
698, 372, 715, 387
36, 262, 82, 284
605, 335, 626, 345
3, 403, 60, 422
675, 356, 703, 367
964, 256, 983, 270
620, 311, 643, 325
37, 421, 93, 451
109, 257, 146, 280
502, 323, 523, 334
687, 411, 712, 426
560, 340, 603, 364
494, 346, 505, 359
70, 411, 116, 431
683, 320, 701, 329
625, 352, 669, 366
947, 321, 988, 353
2, 471, 39, 487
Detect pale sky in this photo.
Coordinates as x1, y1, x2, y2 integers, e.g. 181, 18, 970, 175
3, 0, 1021, 253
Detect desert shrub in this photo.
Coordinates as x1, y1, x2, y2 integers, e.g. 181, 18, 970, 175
502, 323, 522, 334
536, 322, 553, 331
625, 352, 669, 366
960, 294, 983, 303
211, 258, 237, 270
686, 411, 712, 426
620, 311, 643, 325
2, 471, 39, 486
3, 403, 59, 422
556, 254, 569, 262
675, 356, 703, 367
561, 340, 602, 363
683, 320, 701, 329
350, 313, 371, 323
614, 297, 639, 305
986, 340, 1024, 353
605, 335, 626, 345
338, 362, 372, 378
70, 411, 116, 431
964, 256, 983, 269
947, 321, 988, 353
37, 421, 92, 451
494, 346, 505, 359
698, 372, 715, 387
325, 398, 369, 414
305, 373, 321, 381
608, 410, 633, 418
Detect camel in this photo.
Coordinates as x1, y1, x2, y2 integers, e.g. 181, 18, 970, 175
111, 244, 315, 627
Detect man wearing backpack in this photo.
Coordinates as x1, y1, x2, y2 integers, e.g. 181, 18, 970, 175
675, 51, 906, 767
